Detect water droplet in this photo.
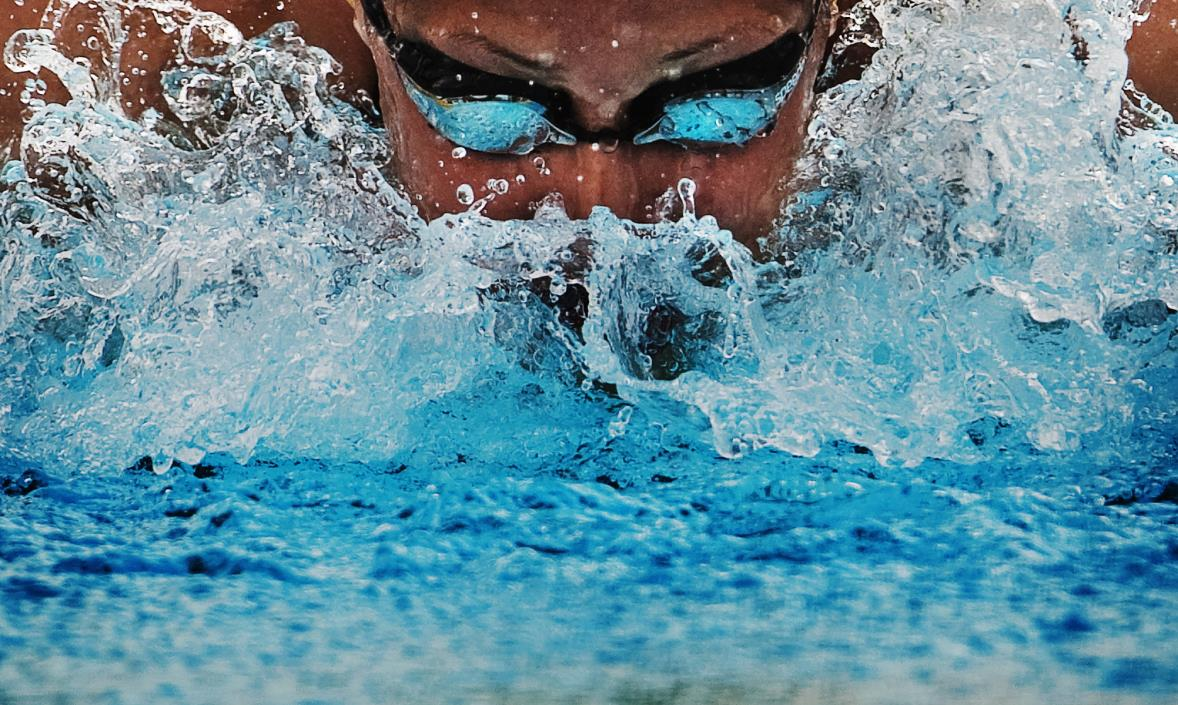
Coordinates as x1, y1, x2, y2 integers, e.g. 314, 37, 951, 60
677, 178, 697, 219
533, 192, 568, 219
611, 39, 620, 49
455, 184, 475, 206
608, 405, 633, 437
487, 178, 509, 195
451, 147, 467, 159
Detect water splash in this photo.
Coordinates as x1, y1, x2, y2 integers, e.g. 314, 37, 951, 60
0, 0, 1174, 474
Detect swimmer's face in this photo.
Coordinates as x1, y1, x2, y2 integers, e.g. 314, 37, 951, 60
356, 0, 834, 248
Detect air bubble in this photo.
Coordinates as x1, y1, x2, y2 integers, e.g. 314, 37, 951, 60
455, 184, 475, 205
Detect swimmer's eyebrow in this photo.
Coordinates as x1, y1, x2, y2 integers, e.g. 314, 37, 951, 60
661, 25, 776, 64
659, 19, 801, 69
450, 34, 557, 74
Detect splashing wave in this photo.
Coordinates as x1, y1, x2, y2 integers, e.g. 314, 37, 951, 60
0, 0, 1174, 473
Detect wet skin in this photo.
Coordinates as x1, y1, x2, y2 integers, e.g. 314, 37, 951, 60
1, 0, 1177, 249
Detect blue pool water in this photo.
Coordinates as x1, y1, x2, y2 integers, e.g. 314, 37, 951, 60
1, 448, 1175, 704
1, 0, 1176, 703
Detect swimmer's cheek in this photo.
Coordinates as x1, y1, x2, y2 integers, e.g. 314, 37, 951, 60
1127, 0, 1178, 116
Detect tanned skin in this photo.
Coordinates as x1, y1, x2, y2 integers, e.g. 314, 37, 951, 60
2, 1, 1175, 247
1128, 0, 1178, 110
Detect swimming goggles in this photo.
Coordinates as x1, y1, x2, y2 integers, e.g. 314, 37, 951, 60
360, 0, 815, 155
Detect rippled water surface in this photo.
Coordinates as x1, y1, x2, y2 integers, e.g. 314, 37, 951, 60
1, 0, 1175, 703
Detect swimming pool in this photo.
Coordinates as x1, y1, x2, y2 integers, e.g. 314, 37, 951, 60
1, 0, 1175, 703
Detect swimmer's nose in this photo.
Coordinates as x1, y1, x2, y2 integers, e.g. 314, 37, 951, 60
568, 93, 630, 134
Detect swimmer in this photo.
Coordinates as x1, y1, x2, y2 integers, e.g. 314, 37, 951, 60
2, 1, 1176, 248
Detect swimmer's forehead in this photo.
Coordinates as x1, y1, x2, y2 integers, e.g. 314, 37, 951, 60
388, 0, 816, 49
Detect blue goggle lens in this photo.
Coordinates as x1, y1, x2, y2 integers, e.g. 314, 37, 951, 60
634, 55, 807, 148
634, 91, 782, 147
408, 84, 789, 154
402, 75, 576, 156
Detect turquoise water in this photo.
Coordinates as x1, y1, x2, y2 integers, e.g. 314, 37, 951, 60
1, 0, 1176, 703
